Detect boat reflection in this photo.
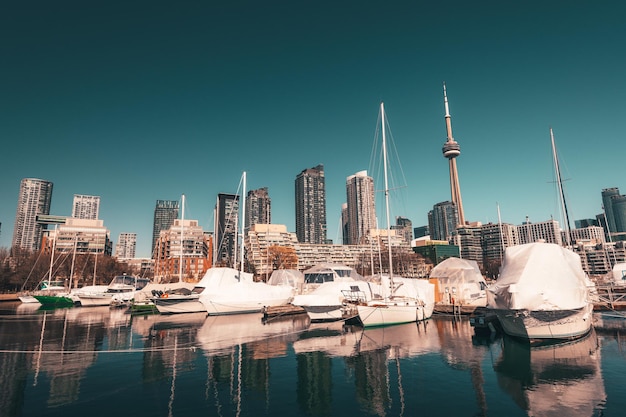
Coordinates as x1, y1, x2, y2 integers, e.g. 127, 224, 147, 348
494, 330, 606, 416
197, 313, 310, 358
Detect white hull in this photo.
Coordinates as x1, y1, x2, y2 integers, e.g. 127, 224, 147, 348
357, 298, 432, 327
302, 305, 344, 322
492, 303, 593, 340
153, 295, 205, 314
77, 293, 113, 307
19, 295, 40, 304
203, 296, 292, 316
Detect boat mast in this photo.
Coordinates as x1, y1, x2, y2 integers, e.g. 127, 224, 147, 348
179, 193, 185, 283
240, 171, 247, 273
69, 234, 78, 290
47, 225, 57, 285
381, 102, 394, 286
551, 128, 572, 246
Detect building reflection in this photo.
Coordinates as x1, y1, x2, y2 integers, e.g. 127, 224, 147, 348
0, 305, 133, 413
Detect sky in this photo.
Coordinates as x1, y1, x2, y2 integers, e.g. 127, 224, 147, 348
2, 1, 626, 258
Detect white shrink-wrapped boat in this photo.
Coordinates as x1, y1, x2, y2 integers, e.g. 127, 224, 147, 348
199, 267, 294, 315
429, 257, 487, 314
487, 242, 594, 341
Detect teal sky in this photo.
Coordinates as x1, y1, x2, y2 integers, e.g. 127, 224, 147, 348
1, 1, 625, 257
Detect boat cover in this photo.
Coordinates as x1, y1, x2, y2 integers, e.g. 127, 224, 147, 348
429, 257, 485, 285
487, 242, 589, 310
199, 267, 293, 302
267, 269, 304, 287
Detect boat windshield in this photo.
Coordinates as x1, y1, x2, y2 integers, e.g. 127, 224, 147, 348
304, 273, 334, 284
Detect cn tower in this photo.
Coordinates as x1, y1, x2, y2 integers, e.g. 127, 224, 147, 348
441, 83, 466, 226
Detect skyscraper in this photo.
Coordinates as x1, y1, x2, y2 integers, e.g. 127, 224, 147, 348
115, 232, 137, 259
246, 187, 271, 230
12, 178, 53, 251
72, 194, 100, 219
428, 201, 458, 241
602, 187, 620, 233
295, 164, 327, 244
214, 193, 239, 266
345, 170, 376, 245
441, 83, 466, 226
151, 200, 179, 257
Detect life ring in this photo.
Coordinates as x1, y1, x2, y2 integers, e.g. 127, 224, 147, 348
162, 293, 169, 298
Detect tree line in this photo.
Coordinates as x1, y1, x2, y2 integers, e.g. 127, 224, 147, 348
0, 247, 142, 293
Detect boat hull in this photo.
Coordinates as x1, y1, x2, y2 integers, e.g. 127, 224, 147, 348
153, 295, 205, 314
357, 298, 431, 327
19, 295, 40, 304
33, 294, 76, 307
203, 297, 292, 316
77, 293, 113, 307
491, 303, 593, 341
302, 304, 344, 322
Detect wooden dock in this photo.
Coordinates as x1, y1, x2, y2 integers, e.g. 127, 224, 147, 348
593, 285, 626, 311
262, 304, 307, 320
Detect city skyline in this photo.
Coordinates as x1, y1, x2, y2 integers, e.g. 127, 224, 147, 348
2, 1, 626, 257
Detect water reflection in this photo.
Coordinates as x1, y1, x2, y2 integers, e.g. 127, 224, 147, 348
1, 304, 625, 416
494, 331, 606, 416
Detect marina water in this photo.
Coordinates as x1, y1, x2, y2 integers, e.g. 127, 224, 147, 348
0, 302, 623, 416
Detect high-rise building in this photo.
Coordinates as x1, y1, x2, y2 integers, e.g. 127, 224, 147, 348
345, 170, 376, 245
428, 201, 458, 242
72, 194, 100, 219
12, 178, 53, 251
214, 193, 239, 266
246, 187, 271, 230
602, 187, 620, 233
295, 164, 327, 244
115, 232, 137, 259
441, 84, 465, 226
151, 200, 179, 257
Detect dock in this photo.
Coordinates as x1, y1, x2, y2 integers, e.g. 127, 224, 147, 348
262, 304, 307, 320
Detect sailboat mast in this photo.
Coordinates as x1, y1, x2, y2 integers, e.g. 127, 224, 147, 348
48, 225, 57, 285
550, 128, 572, 246
69, 234, 78, 290
179, 193, 185, 283
381, 102, 393, 279
240, 172, 247, 273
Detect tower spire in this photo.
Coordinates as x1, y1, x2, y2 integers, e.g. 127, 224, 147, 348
441, 82, 466, 226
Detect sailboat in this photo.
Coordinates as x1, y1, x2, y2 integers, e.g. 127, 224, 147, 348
34, 232, 78, 307
486, 129, 594, 341
198, 172, 294, 315
356, 102, 434, 327
19, 226, 66, 304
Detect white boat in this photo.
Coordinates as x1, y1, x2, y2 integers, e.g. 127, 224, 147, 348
199, 173, 293, 315
355, 102, 434, 327
199, 267, 294, 315
75, 275, 151, 307
487, 242, 594, 341
19, 280, 67, 304
428, 257, 487, 314
292, 263, 374, 322
151, 285, 205, 314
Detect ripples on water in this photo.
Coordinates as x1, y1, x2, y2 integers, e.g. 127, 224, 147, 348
1, 302, 625, 416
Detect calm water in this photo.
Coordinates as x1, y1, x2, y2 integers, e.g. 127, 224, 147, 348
0, 302, 624, 417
